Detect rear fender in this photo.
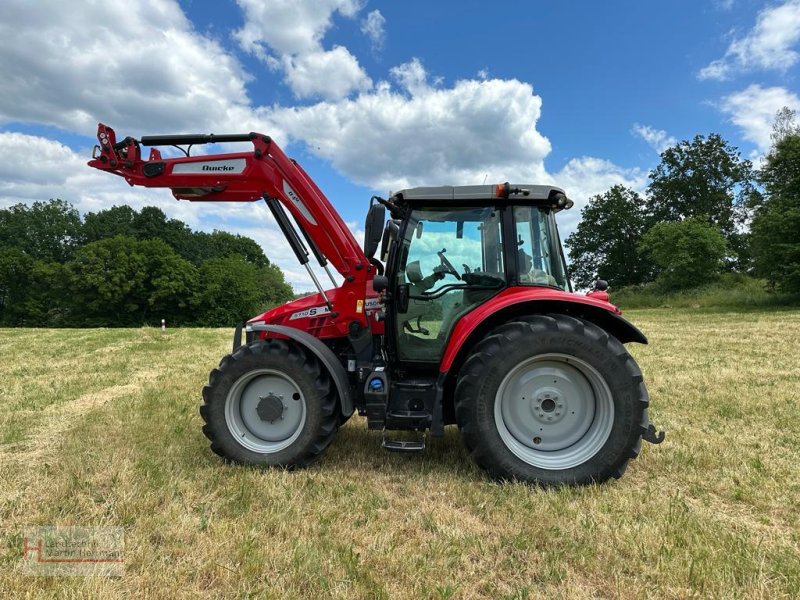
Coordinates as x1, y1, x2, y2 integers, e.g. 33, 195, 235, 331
440, 296, 647, 376
244, 323, 353, 417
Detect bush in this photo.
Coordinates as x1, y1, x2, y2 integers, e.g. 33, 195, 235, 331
639, 219, 727, 290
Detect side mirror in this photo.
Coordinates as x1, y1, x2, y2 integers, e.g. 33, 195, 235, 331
364, 202, 386, 259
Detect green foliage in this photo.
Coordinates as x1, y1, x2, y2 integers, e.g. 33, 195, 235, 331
565, 186, 653, 289
751, 131, 800, 293
193, 230, 271, 268
639, 219, 727, 289
83, 205, 197, 263
0, 200, 294, 326
195, 257, 290, 326
0, 247, 34, 325
567, 133, 760, 292
68, 236, 197, 326
0, 199, 82, 262
612, 273, 796, 310
646, 134, 756, 239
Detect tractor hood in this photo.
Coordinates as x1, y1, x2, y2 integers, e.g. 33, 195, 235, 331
248, 286, 383, 338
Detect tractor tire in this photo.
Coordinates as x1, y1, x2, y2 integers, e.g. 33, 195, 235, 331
455, 314, 648, 486
200, 339, 338, 468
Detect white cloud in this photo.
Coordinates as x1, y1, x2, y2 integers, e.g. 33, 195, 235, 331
699, 0, 800, 80
719, 84, 800, 151
632, 124, 677, 154
551, 157, 647, 237
266, 61, 551, 191
282, 47, 373, 100
234, 0, 362, 56
0, 0, 254, 136
234, 0, 371, 100
390, 58, 432, 96
361, 10, 386, 52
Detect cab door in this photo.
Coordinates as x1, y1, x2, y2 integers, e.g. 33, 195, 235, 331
389, 206, 506, 365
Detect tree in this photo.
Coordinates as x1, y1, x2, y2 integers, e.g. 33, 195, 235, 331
750, 123, 800, 294
194, 257, 292, 326
646, 134, 756, 242
0, 201, 293, 326
193, 230, 271, 268
82, 205, 138, 243
639, 219, 727, 289
0, 247, 34, 325
0, 199, 82, 262
770, 107, 799, 147
68, 236, 199, 326
565, 186, 653, 289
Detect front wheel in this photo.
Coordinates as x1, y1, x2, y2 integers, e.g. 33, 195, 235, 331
200, 339, 338, 468
455, 314, 649, 485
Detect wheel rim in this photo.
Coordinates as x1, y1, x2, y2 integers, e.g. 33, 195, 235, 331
225, 369, 307, 454
494, 353, 614, 470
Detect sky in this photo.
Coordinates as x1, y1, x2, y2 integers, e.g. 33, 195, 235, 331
1, 0, 799, 291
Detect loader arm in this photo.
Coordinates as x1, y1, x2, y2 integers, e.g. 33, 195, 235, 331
87, 123, 370, 285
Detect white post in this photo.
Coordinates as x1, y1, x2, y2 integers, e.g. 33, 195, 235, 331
161, 318, 166, 333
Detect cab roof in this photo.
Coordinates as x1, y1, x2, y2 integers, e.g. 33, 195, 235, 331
393, 183, 568, 204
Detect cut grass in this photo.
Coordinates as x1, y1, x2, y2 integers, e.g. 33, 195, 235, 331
0, 310, 799, 598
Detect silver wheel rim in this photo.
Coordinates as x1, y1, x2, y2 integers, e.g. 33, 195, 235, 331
494, 353, 614, 470
224, 369, 307, 454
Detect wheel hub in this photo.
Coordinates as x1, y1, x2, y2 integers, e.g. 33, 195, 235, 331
531, 388, 566, 425
256, 393, 286, 423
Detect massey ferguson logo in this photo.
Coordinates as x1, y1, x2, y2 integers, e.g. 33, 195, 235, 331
202, 164, 235, 171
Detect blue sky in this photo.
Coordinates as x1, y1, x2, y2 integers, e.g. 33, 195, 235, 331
1, 0, 798, 290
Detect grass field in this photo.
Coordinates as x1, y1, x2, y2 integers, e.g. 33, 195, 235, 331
1, 309, 799, 598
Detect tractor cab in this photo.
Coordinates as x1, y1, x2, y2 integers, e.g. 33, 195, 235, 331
367, 184, 573, 366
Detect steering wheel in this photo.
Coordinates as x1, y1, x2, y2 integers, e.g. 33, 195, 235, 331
437, 249, 461, 280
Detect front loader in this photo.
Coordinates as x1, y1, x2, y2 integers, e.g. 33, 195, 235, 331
88, 124, 664, 485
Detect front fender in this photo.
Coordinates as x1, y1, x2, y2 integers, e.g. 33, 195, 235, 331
243, 323, 353, 417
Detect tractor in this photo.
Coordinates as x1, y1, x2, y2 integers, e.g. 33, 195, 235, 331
88, 124, 664, 486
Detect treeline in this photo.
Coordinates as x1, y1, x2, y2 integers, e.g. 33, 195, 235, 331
566, 108, 800, 297
0, 202, 294, 326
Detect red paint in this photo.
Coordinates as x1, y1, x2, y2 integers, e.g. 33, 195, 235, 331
439, 286, 620, 372
586, 290, 610, 302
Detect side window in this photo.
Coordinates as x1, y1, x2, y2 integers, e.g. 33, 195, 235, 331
395, 207, 504, 362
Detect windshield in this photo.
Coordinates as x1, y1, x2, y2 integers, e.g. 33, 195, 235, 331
514, 206, 568, 290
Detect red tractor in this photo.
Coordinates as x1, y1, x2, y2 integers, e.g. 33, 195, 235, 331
88, 124, 664, 486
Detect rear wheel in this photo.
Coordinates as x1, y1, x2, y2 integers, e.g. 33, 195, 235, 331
200, 339, 338, 467
455, 314, 648, 485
